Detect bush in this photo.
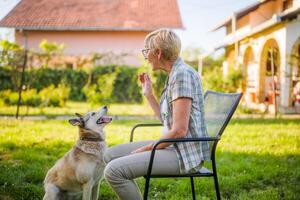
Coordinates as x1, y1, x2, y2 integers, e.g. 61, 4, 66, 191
39, 84, 70, 107
152, 71, 168, 99
61, 69, 88, 101
202, 66, 224, 92
1, 90, 19, 105
28, 68, 63, 91
21, 89, 41, 107
0, 89, 41, 107
202, 66, 243, 93
0, 68, 14, 91
224, 66, 243, 92
82, 85, 102, 105
112, 67, 142, 103
1, 65, 144, 104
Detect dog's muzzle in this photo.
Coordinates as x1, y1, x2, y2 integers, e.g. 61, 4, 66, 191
96, 116, 112, 124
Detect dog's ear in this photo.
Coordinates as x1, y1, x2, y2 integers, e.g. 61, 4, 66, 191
75, 113, 82, 118
69, 118, 83, 126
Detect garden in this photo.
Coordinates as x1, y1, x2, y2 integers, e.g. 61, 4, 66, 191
0, 40, 299, 199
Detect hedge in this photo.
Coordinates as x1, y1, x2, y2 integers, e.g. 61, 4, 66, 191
0, 65, 164, 105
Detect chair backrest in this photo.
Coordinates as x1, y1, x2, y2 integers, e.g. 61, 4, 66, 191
204, 90, 242, 138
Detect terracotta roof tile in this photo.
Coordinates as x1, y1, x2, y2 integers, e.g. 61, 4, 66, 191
0, 0, 183, 31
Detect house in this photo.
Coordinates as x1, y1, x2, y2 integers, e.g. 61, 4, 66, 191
0, 0, 183, 66
212, 0, 300, 113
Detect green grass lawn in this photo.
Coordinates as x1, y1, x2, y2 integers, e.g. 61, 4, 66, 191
0, 118, 299, 199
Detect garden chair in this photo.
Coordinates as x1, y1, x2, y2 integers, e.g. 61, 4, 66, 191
130, 90, 243, 200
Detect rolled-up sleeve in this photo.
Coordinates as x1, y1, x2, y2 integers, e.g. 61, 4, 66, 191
170, 70, 194, 102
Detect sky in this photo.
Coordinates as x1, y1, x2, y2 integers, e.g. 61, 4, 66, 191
0, 0, 259, 53
0, 0, 20, 40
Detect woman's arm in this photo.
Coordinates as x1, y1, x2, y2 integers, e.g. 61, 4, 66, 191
131, 97, 192, 153
157, 97, 192, 148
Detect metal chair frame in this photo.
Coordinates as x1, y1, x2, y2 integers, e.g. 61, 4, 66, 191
130, 90, 243, 200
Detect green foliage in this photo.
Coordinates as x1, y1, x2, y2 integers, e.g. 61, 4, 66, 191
28, 68, 63, 91
39, 40, 65, 54
152, 71, 168, 99
202, 55, 243, 93
202, 65, 224, 91
39, 40, 65, 67
0, 67, 14, 90
39, 84, 70, 107
1, 90, 19, 105
112, 67, 142, 103
1, 61, 160, 104
84, 65, 117, 104
0, 40, 22, 52
0, 85, 69, 107
0, 40, 25, 92
0, 89, 41, 107
21, 89, 42, 107
82, 84, 103, 105
97, 72, 117, 103
61, 69, 88, 101
91, 65, 116, 80
224, 66, 244, 92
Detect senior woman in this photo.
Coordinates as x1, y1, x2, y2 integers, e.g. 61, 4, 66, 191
103, 29, 209, 200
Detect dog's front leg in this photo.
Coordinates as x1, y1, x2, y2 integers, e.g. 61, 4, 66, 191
91, 182, 100, 200
82, 181, 93, 200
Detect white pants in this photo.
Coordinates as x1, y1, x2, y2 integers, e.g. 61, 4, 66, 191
103, 140, 181, 200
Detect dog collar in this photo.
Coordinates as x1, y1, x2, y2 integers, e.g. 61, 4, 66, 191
80, 136, 103, 142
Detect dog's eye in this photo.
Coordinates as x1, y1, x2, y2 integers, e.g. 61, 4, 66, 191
91, 112, 96, 116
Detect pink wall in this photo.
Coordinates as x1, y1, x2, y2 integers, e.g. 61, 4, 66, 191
15, 30, 149, 66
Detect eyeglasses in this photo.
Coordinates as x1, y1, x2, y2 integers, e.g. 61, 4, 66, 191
141, 48, 151, 59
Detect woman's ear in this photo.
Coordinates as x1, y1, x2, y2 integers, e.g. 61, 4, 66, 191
157, 49, 162, 60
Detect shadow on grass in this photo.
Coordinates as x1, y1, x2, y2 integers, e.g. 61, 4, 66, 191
0, 139, 299, 200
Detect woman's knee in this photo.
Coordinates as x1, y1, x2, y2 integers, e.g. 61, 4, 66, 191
103, 149, 111, 164
104, 160, 124, 184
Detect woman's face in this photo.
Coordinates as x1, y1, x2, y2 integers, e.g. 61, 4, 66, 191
147, 49, 160, 71
142, 46, 161, 71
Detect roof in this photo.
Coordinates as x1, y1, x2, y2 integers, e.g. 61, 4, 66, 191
213, 6, 300, 50
211, 0, 271, 31
0, 0, 183, 31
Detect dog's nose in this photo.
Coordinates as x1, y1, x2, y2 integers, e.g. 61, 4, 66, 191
103, 106, 107, 110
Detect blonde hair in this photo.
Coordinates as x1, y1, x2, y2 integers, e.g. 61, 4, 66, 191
144, 28, 181, 61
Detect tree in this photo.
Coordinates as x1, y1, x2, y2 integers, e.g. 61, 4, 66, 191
39, 40, 65, 67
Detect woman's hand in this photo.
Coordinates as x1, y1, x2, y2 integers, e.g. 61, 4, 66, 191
139, 73, 153, 98
131, 142, 153, 154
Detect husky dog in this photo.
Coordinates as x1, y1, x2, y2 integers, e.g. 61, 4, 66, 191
43, 106, 112, 200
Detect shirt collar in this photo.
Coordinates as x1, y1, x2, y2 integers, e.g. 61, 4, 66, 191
169, 57, 183, 78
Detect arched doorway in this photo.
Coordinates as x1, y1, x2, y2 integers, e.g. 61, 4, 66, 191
243, 46, 257, 103
290, 37, 300, 107
259, 39, 281, 105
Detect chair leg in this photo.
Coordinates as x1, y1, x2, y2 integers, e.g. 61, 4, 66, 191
190, 177, 196, 200
144, 177, 150, 200
214, 171, 221, 200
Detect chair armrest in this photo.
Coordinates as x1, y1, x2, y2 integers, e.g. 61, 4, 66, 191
146, 137, 220, 178
130, 123, 163, 142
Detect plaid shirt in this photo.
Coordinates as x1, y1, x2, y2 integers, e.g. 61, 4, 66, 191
160, 57, 210, 173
